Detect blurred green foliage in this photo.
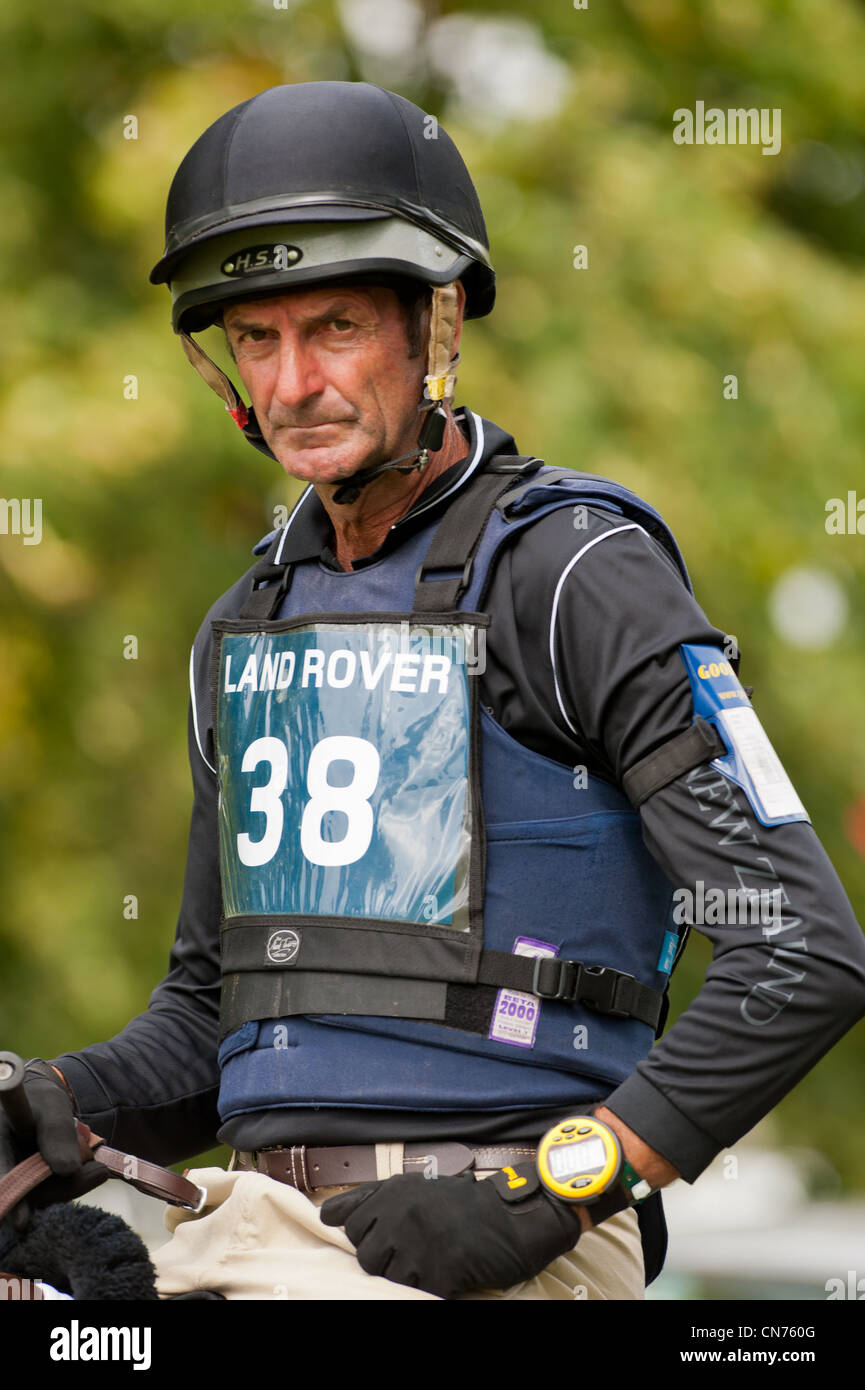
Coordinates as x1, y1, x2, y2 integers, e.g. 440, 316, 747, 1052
1, 0, 864, 1182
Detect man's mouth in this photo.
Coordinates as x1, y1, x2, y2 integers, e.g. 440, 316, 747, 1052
276, 419, 351, 432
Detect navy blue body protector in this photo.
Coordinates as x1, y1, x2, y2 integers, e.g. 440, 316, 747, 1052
212, 459, 692, 1123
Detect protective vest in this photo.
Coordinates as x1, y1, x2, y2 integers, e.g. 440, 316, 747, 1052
213, 458, 691, 1123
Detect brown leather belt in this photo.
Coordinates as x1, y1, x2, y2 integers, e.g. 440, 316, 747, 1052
237, 1141, 538, 1194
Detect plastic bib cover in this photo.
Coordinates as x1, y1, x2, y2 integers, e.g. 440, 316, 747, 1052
216, 618, 478, 928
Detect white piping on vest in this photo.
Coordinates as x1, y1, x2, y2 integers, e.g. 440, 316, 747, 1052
189, 644, 217, 775
395, 410, 486, 526
274, 485, 314, 565
549, 522, 648, 738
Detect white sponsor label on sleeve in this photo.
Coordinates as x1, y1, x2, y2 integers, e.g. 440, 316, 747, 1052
717, 706, 807, 822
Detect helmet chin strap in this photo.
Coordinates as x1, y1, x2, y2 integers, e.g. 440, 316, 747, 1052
178, 281, 462, 492
179, 331, 281, 462
328, 435, 434, 506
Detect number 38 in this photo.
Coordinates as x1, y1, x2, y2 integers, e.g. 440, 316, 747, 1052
235, 735, 380, 869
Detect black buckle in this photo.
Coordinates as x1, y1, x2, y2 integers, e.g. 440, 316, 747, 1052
531, 958, 636, 1019
579, 966, 635, 1019
494, 465, 546, 521
250, 563, 283, 587
250, 561, 291, 597
414, 554, 474, 594
531, 956, 579, 1003
485, 456, 544, 476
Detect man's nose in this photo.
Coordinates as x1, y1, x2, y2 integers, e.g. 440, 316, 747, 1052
272, 335, 327, 409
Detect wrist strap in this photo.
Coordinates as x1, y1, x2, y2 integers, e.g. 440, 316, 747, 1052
586, 1162, 655, 1228
25, 1058, 76, 1106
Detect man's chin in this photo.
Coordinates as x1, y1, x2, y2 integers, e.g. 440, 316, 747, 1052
271, 441, 380, 486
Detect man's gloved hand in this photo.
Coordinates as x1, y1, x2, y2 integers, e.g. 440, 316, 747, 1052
0, 1061, 106, 1231
319, 1166, 582, 1299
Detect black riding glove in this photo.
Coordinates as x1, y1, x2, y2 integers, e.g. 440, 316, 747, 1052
0, 1061, 106, 1230
319, 1166, 582, 1299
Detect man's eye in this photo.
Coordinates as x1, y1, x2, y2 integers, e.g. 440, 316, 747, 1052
328, 319, 353, 332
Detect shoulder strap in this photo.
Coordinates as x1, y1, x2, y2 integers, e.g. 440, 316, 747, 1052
238, 533, 294, 620
412, 455, 543, 613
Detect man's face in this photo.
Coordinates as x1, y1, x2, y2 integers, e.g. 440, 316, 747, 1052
222, 283, 432, 485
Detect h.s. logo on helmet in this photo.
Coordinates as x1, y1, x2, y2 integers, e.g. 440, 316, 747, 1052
220, 244, 303, 278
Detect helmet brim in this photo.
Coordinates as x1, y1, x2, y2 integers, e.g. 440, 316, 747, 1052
150, 202, 392, 286
166, 216, 494, 333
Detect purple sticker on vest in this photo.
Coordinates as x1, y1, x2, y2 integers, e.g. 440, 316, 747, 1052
489, 936, 559, 1048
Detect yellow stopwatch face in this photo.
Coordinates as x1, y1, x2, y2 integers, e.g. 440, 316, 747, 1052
537, 1116, 622, 1203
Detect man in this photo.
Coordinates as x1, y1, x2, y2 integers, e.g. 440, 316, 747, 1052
3, 81, 865, 1301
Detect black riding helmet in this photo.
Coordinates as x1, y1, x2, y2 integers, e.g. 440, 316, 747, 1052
151, 81, 495, 329
150, 82, 496, 488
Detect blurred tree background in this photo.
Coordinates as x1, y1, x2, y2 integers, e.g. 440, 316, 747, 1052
1, 0, 864, 1190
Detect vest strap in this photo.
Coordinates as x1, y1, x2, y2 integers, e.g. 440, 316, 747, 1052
494, 466, 576, 514
238, 546, 293, 620
238, 455, 543, 622
219, 945, 664, 1037
412, 456, 542, 612
622, 717, 727, 808
220, 970, 448, 1039
478, 950, 664, 1029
